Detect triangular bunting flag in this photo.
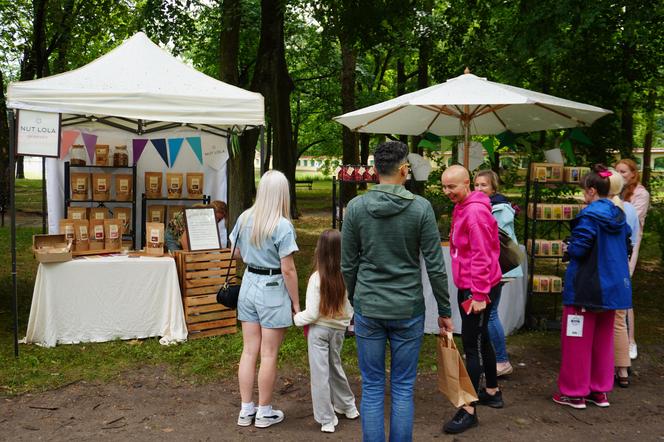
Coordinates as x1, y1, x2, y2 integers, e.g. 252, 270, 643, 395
60, 130, 80, 160
187, 137, 203, 165
151, 139, 169, 167
167, 138, 184, 167
82, 132, 98, 163
132, 139, 149, 164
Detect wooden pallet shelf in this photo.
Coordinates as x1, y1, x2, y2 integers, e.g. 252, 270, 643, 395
174, 249, 239, 339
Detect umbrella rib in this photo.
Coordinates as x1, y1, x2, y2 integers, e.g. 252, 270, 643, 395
352, 105, 406, 131
417, 104, 461, 118
534, 103, 588, 126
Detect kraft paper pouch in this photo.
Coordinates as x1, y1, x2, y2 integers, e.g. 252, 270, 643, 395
104, 219, 122, 251
89, 207, 110, 220
114, 207, 131, 234
59, 219, 76, 244
89, 219, 105, 251
145, 222, 164, 256
147, 205, 166, 223
70, 173, 90, 201
92, 173, 111, 201
73, 220, 89, 252
166, 173, 183, 199
145, 172, 163, 198
186, 172, 204, 197
114, 174, 133, 201
67, 207, 87, 220
95, 145, 109, 166
437, 333, 478, 408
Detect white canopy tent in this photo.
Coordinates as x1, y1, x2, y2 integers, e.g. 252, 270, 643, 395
8, 32, 264, 134
7, 32, 265, 236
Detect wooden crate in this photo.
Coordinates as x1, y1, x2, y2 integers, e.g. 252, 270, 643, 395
174, 249, 239, 339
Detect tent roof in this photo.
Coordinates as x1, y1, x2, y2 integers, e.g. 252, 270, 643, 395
7, 32, 264, 131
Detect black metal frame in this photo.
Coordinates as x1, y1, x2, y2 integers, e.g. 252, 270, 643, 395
140, 193, 210, 248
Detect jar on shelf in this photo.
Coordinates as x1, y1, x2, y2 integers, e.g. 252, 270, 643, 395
113, 145, 129, 167
70, 145, 87, 165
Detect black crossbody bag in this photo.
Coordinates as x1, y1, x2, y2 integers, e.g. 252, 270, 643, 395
216, 227, 241, 309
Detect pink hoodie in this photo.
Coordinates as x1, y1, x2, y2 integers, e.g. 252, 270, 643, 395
449, 191, 502, 302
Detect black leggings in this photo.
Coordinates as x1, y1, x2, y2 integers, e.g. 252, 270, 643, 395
458, 285, 501, 393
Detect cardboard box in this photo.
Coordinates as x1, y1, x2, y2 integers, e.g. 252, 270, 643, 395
32, 234, 72, 263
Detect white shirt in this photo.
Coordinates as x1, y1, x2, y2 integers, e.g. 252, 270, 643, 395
294, 272, 353, 330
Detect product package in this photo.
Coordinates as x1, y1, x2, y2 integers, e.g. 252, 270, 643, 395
114, 174, 133, 201
67, 207, 87, 220
73, 220, 90, 252
147, 205, 166, 223
89, 207, 110, 220
113, 145, 129, 166
540, 241, 551, 256
186, 172, 204, 198
539, 276, 550, 292
551, 276, 563, 293
145, 222, 164, 256
114, 207, 132, 234
562, 205, 573, 220
70, 173, 90, 201
166, 173, 184, 199
532, 275, 541, 292
59, 219, 76, 244
542, 204, 553, 220
92, 173, 111, 201
89, 219, 106, 250
551, 240, 562, 257
95, 145, 110, 166
145, 172, 163, 198
104, 219, 122, 251
552, 205, 563, 220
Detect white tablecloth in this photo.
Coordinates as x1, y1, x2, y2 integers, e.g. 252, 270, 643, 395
423, 246, 528, 335
24, 255, 188, 347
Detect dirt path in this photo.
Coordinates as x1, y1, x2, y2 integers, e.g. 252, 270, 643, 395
2, 342, 663, 441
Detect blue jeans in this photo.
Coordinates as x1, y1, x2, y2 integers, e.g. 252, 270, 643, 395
354, 312, 424, 442
487, 286, 508, 363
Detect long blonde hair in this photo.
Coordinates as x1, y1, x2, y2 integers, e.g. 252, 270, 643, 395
246, 170, 291, 247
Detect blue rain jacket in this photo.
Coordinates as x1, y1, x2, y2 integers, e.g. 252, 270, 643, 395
563, 199, 632, 310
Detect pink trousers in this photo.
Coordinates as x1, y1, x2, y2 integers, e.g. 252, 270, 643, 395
558, 306, 615, 397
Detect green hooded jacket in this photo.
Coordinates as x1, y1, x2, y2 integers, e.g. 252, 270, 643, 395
341, 184, 451, 319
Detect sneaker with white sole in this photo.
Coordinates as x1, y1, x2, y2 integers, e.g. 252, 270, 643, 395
237, 410, 257, 427
552, 393, 586, 409
255, 409, 284, 428
321, 415, 339, 433
585, 392, 610, 408
629, 343, 638, 360
334, 406, 360, 419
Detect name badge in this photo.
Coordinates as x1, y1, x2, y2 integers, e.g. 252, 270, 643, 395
566, 314, 584, 337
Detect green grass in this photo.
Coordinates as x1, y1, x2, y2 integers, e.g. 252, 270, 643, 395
1, 179, 662, 396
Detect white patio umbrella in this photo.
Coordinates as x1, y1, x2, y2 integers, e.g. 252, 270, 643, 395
334, 69, 612, 168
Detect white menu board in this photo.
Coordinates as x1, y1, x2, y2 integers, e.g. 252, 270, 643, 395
184, 208, 221, 251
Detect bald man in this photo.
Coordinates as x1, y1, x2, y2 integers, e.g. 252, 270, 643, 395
440, 165, 503, 434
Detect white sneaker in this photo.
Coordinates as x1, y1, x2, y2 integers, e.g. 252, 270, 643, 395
321, 415, 339, 433
237, 409, 256, 427
255, 409, 284, 428
334, 406, 360, 419
629, 343, 638, 360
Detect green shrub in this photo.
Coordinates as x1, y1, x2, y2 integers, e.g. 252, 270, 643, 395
646, 203, 664, 263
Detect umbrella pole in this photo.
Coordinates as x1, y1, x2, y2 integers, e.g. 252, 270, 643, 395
463, 111, 470, 169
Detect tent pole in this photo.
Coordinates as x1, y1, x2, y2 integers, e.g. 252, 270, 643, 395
41, 158, 46, 233
463, 113, 471, 169
8, 109, 19, 357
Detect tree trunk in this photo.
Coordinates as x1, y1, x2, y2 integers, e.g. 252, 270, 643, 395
219, 0, 256, 229
339, 34, 358, 205
359, 133, 370, 190
396, 59, 408, 145
620, 96, 634, 158
641, 89, 656, 189
263, 122, 272, 173
252, 0, 297, 217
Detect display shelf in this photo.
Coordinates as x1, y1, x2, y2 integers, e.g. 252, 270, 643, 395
140, 193, 211, 248
64, 161, 137, 250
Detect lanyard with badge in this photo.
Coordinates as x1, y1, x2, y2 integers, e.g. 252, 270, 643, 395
567, 308, 584, 337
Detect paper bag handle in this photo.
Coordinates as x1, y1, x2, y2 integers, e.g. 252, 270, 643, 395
439, 332, 457, 350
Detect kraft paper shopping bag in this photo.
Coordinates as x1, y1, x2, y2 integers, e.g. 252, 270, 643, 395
437, 333, 478, 408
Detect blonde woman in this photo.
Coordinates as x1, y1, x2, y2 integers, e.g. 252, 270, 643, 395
230, 170, 300, 429
615, 159, 650, 359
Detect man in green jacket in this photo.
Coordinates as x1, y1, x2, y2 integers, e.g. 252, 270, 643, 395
341, 140, 453, 442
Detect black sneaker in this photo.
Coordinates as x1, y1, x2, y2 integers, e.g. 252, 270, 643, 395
477, 388, 504, 408
443, 407, 478, 434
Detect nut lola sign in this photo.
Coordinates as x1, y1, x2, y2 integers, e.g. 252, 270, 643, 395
16, 110, 61, 157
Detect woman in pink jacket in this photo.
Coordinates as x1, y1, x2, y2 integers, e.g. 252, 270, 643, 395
440, 165, 503, 434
